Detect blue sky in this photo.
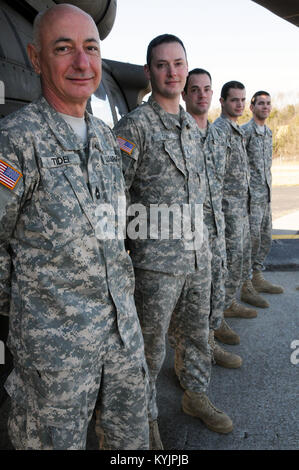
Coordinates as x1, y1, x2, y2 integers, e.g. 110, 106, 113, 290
101, 0, 299, 109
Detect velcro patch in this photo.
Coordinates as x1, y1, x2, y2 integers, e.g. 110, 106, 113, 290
0, 159, 22, 190
117, 136, 135, 155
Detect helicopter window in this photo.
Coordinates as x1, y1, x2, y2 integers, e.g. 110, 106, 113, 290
91, 80, 114, 128
91, 63, 129, 127
104, 74, 128, 122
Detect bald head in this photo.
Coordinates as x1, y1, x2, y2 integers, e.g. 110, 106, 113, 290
27, 2, 102, 116
33, 4, 98, 51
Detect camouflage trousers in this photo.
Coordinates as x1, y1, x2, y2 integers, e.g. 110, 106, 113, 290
208, 229, 227, 330
134, 261, 211, 420
223, 198, 252, 308
249, 201, 272, 272
5, 323, 149, 450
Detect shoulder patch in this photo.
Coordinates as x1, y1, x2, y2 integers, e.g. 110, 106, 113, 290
117, 136, 135, 155
0, 160, 22, 190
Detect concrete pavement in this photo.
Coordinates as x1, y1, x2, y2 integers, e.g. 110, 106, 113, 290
272, 210, 299, 234
156, 270, 299, 450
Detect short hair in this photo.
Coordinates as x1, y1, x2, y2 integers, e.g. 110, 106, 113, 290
221, 81, 245, 100
146, 34, 187, 66
184, 68, 212, 94
251, 90, 270, 105
32, 11, 44, 50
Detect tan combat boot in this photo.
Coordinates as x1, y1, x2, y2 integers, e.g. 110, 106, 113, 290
182, 390, 233, 434
149, 420, 164, 450
214, 319, 240, 345
252, 271, 284, 294
241, 279, 269, 308
224, 298, 257, 318
209, 330, 242, 368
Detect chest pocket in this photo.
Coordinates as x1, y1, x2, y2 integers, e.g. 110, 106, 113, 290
164, 139, 187, 177
89, 150, 124, 202
30, 153, 93, 249
133, 136, 182, 205
39, 152, 81, 191
86, 149, 126, 241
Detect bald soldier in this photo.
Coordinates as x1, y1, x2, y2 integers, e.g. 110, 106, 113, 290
0, 4, 148, 450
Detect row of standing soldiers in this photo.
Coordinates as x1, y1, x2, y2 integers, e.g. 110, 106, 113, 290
114, 36, 284, 447
0, 9, 284, 450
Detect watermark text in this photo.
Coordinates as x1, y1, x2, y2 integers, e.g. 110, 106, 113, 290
0, 340, 4, 365
0, 80, 4, 104
110, 454, 189, 467
94, 197, 203, 250
290, 340, 299, 365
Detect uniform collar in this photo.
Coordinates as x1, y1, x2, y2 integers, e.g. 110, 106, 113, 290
37, 96, 100, 151
148, 95, 193, 131
220, 113, 244, 135
250, 118, 270, 136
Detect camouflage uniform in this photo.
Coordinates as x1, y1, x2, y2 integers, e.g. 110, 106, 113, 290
114, 96, 211, 420
241, 119, 272, 272
0, 96, 149, 450
198, 123, 228, 330
213, 114, 251, 308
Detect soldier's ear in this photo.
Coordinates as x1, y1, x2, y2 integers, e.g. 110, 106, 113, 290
144, 64, 150, 81
27, 43, 41, 75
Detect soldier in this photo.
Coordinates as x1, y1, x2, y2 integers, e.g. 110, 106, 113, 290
213, 81, 265, 319
0, 4, 149, 450
182, 69, 242, 366
241, 91, 284, 295
115, 34, 233, 446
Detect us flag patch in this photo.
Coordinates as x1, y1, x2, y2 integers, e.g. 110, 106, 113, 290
117, 136, 135, 155
0, 159, 22, 190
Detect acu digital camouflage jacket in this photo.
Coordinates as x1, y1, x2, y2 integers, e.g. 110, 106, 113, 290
242, 118, 272, 203
213, 114, 250, 203
0, 97, 142, 370
114, 95, 209, 275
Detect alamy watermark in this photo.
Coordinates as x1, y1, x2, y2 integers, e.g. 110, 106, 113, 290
0, 340, 4, 365
94, 197, 204, 250
0, 80, 4, 104
290, 340, 299, 365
